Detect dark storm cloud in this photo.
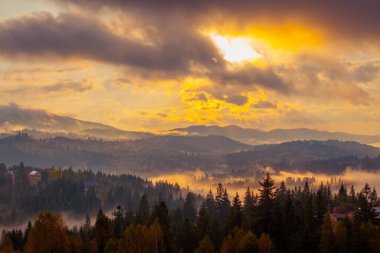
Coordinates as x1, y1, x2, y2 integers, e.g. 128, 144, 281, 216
0, 11, 292, 94
0, 12, 220, 74
56, 0, 380, 41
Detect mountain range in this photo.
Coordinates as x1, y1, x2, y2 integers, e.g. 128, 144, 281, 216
1, 104, 380, 176
2, 104, 380, 146
0, 103, 151, 140
0, 134, 379, 176
172, 125, 380, 145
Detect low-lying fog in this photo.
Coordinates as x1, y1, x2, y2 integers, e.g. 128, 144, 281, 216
150, 167, 380, 197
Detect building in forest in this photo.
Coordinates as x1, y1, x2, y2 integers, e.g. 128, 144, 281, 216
28, 170, 41, 186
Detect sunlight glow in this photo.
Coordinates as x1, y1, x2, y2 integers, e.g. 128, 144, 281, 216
210, 34, 262, 63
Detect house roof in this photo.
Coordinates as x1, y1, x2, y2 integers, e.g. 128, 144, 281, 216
29, 170, 41, 176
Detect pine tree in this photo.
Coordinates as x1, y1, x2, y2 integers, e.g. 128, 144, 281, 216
112, 205, 125, 239
243, 187, 255, 230
94, 209, 112, 253
355, 184, 376, 223
136, 194, 150, 225
177, 218, 196, 253
256, 173, 276, 234
226, 193, 243, 233
334, 221, 348, 253
316, 184, 328, 226
369, 188, 377, 204
215, 184, 230, 225
83, 214, 91, 233
205, 190, 216, 218
183, 192, 197, 224
320, 214, 334, 253
362, 221, 380, 253
349, 185, 356, 204
151, 200, 173, 252
196, 202, 211, 242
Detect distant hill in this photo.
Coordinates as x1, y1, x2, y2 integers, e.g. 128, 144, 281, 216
225, 140, 380, 168
172, 125, 380, 145
0, 103, 151, 140
0, 134, 252, 175
271, 155, 380, 174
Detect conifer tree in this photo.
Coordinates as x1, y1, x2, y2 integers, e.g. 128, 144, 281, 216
256, 173, 276, 234
151, 200, 173, 252
205, 190, 216, 218
226, 193, 243, 232
320, 214, 334, 253
196, 202, 211, 242
183, 192, 197, 224
243, 187, 255, 230
112, 205, 125, 239
136, 194, 150, 225
94, 209, 112, 253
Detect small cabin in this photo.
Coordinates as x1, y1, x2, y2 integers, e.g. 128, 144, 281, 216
28, 170, 41, 186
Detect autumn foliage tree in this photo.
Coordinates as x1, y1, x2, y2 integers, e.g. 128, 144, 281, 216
25, 212, 69, 253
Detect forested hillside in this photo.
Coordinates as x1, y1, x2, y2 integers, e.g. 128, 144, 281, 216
1, 134, 379, 176
225, 140, 380, 169
0, 163, 200, 226
1, 173, 379, 253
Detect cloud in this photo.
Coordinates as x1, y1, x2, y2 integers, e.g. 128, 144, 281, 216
224, 94, 248, 106
253, 100, 277, 109
353, 61, 380, 83
282, 53, 371, 104
42, 80, 92, 93
188, 93, 208, 102
55, 0, 380, 42
0, 11, 295, 94
0, 12, 221, 74
0, 103, 59, 129
211, 65, 291, 94
0, 103, 111, 132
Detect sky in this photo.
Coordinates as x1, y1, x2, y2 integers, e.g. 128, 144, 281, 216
0, 0, 380, 133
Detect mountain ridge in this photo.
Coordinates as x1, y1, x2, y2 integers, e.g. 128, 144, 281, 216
172, 125, 380, 145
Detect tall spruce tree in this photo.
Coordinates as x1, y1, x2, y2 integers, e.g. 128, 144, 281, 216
256, 173, 276, 234
226, 193, 243, 232
183, 192, 197, 224
136, 194, 150, 225
243, 187, 255, 230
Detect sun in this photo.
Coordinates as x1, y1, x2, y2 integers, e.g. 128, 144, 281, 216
210, 34, 262, 63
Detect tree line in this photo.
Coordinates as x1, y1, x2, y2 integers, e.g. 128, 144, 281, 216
2, 173, 380, 253
0, 163, 201, 226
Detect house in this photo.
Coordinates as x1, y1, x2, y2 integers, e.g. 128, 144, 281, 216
28, 170, 41, 186
331, 207, 354, 222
